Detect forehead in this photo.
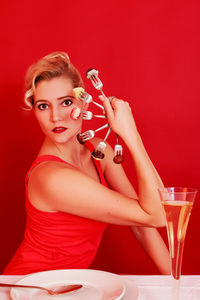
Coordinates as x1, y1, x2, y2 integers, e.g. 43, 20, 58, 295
34, 77, 74, 100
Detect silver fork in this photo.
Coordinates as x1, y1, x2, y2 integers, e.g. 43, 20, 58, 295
93, 127, 112, 156
79, 123, 109, 142
78, 90, 104, 110
86, 69, 125, 163
79, 111, 106, 120
86, 69, 105, 96
114, 134, 123, 156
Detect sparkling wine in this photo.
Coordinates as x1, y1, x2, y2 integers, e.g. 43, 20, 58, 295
162, 200, 193, 280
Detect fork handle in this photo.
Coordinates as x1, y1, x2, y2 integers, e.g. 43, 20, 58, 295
100, 90, 106, 97
92, 101, 104, 110
94, 115, 106, 119
95, 123, 109, 133
116, 134, 119, 145
104, 127, 112, 142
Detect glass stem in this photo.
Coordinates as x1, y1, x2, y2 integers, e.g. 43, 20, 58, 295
172, 277, 180, 300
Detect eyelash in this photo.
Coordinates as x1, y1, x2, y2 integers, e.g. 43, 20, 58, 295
37, 99, 73, 110
62, 99, 73, 106
38, 103, 48, 110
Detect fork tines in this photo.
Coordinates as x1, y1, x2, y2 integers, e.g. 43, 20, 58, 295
114, 144, 123, 156
78, 91, 92, 103
86, 68, 99, 79
79, 111, 92, 120
86, 69, 103, 90
79, 130, 93, 142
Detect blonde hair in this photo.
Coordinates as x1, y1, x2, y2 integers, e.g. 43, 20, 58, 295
24, 51, 84, 108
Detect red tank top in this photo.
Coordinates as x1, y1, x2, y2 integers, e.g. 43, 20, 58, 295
3, 141, 107, 275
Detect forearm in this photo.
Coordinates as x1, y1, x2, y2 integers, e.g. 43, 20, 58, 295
130, 226, 171, 275
101, 96, 165, 226
123, 131, 165, 225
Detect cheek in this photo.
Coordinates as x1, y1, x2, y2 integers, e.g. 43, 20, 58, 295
34, 112, 41, 125
34, 112, 48, 129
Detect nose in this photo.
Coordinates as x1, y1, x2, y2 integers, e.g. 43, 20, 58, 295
50, 106, 63, 122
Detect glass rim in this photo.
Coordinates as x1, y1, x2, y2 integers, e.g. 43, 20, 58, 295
158, 187, 198, 194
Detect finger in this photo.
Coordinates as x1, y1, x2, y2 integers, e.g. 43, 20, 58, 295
99, 95, 114, 119
108, 96, 116, 103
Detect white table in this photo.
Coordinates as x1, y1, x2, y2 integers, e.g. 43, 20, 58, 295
0, 274, 199, 300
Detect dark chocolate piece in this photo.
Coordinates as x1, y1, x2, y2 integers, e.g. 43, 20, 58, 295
86, 68, 97, 76
77, 133, 85, 144
113, 154, 124, 164
92, 150, 105, 160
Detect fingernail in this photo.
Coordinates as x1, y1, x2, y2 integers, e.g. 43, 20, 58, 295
98, 95, 105, 102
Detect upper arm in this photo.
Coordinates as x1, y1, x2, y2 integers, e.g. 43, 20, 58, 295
28, 162, 158, 227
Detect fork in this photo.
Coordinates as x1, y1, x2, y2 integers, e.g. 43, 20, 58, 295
78, 90, 104, 110
79, 123, 109, 142
114, 135, 123, 156
86, 69, 105, 97
92, 127, 112, 160
113, 134, 124, 164
86, 69, 125, 163
79, 111, 106, 120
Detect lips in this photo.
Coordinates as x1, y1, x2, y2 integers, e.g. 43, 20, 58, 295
52, 127, 68, 134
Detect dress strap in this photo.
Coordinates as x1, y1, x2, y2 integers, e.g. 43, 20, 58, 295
85, 141, 108, 187
25, 144, 107, 187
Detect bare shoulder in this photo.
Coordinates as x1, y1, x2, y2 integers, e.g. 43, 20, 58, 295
29, 160, 79, 188
27, 160, 82, 211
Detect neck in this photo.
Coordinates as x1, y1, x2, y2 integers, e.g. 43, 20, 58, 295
38, 136, 88, 167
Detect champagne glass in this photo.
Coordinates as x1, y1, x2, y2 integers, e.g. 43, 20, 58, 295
158, 187, 198, 300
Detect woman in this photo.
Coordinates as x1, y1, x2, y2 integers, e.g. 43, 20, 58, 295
3, 51, 170, 275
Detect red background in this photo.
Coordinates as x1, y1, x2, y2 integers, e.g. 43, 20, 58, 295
0, 0, 199, 274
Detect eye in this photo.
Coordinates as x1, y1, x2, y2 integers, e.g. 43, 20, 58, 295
62, 99, 73, 106
38, 103, 48, 110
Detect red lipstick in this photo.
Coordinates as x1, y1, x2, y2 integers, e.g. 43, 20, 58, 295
52, 127, 67, 134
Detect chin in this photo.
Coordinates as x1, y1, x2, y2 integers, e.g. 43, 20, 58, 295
53, 137, 70, 144
53, 134, 77, 145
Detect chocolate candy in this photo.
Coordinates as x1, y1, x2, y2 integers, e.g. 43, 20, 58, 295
92, 150, 105, 160
77, 133, 85, 144
113, 154, 124, 164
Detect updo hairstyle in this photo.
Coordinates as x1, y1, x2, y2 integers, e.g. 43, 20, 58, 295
24, 51, 84, 108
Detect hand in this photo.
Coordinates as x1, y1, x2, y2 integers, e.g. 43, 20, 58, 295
99, 95, 138, 140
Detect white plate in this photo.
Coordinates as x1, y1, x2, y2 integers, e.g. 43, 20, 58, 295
10, 269, 126, 300
120, 277, 139, 300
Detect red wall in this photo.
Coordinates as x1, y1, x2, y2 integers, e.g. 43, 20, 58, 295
0, 0, 200, 274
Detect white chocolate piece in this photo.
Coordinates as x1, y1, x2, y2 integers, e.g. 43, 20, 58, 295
73, 87, 85, 99
71, 107, 81, 120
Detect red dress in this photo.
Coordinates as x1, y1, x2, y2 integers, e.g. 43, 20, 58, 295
3, 141, 107, 275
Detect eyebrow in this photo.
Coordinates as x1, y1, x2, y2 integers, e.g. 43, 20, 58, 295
57, 95, 74, 100
35, 95, 75, 104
